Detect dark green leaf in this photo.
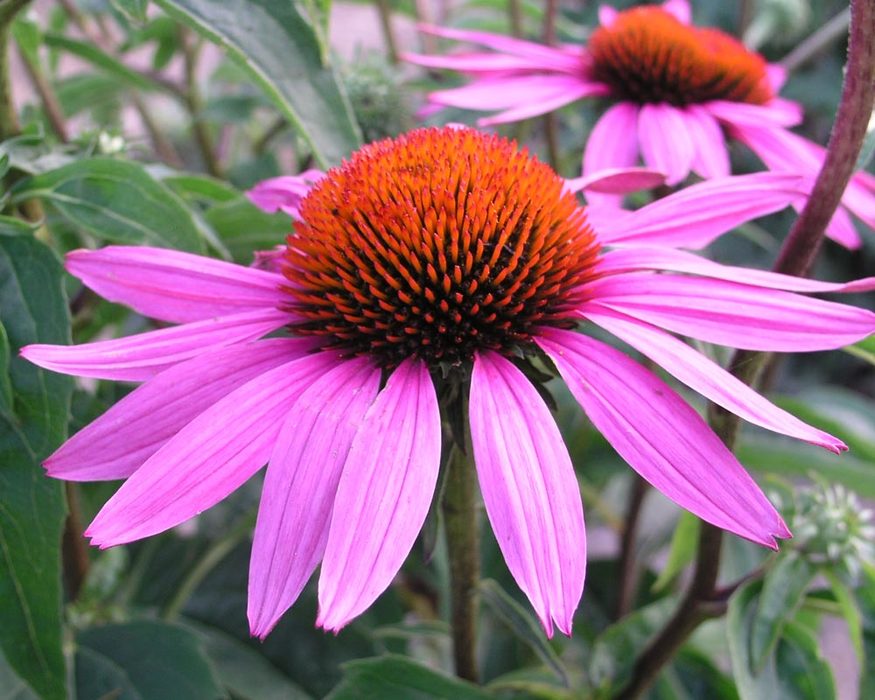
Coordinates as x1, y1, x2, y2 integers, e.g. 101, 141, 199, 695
750, 553, 815, 671
184, 619, 313, 700
820, 569, 863, 663
14, 158, 206, 251
652, 648, 739, 700
154, 0, 361, 167
479, 579, 568, 686
326, 655, 492, 699
75, 646, 142, 700
0, 233, 72, 700
727, 581, 836, 700
204, 196, 290, 263
0, 647, 40, 700
855, 564, 875, 697
77, 621, 223, 700
162, 172, 240, 204
0, 320, 12, 412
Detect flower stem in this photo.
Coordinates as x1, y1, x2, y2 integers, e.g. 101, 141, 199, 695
442, 442, 480, 683
615, 474, 649, 620
615, 1, 875, 695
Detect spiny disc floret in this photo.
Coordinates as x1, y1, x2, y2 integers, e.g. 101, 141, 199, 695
281, 127, 599, 369
589, 7, 773, 107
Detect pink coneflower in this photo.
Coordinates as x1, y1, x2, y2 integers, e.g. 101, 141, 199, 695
23, 127, 875, 639
403, 0, 874, 247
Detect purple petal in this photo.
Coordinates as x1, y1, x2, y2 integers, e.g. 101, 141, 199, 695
638, 104, 694, 185
478, 80, 610, 126
246, 171, 324, 219
85, 350, 343, 547
248, 357, 380, 638
66, 246, 288, 324
595, 246, 875, 293
662, 0, 692, 24
44, 338, 318, 481
595, 172, 809, 248
566, 168, 665, 195
469, 352, 586, 637
582, 103, 640, 208
537, 328, 789, 547
684, 106, 730, 179
707, 100, 802, 128
584, 274, 875, 351
598, 5, 619, 27
766, 64, 788, 92
21, 308, 292, 381
581, 307, 846, 452
403, 51, 579, 75
317, 359, 441, 631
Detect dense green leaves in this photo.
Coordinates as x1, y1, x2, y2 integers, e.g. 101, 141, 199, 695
13, 158, 206, 251
0, 233, 72, 700
154, 0, 362, 168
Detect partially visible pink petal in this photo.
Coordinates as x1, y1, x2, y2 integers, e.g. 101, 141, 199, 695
707, 99, 802, 128
766, 64, 787, 92
581, 307, 846, 452
469, 352, 586, 637
247, 171, 324, 219
477, 80, 609, 125
842, 173, 875, 228
248, 357, 381, 639
537, 328, 789, 547
44, 338, 317, 481
684, 106, 730, 179
638, 104, 694, 185
584, 274, 875, 351
791, 198, 862, 250
21, 308, 292, 381
402, 51, 578, 75
65, 246, 287, 324
317, 359, 441, 632
662, 0, 692, 24
595, 246, 875, 293
565, 167, 665, 195
595, 173, 807, 248
428, 75, 601, 112
583, 103, 641, 207
598, 5, 619, 27
85, 350, 343, 547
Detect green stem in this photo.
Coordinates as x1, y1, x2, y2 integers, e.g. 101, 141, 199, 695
0, 0, 31, 140
442, 443, 480, 683
375, 0, 399, 64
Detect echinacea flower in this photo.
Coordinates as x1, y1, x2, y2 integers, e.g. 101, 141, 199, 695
403, 0, 874, 247
24, 127, 875, 639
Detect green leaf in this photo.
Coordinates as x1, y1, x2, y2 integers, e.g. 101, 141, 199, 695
820, 569, 863, 664
154, 0, 361, 168
854, 564, 875, 697
183, 619, 314, 700
74, 647, 142, 700
0, 321, 12, 413
750, 553, 815, 671
0, 647, 40, 700
479, 579, 568, 686
727, 581, 836, 700
326, 655, 492, 699
11, 15, 42, 65
161, 172, 240, 204
110, 0, 149, 23
77, 621, 224, 700
843, 335, 875, 367
43, 33, 167, 93
14, 158, 206, 251
0, 233, 72, 700
589, 597, 678, 693
204, 195, 290, 263
652, 512, 699, 593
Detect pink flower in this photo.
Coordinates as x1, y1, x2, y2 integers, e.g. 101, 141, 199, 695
23, 127, 875, 639
403, 0, 874, 248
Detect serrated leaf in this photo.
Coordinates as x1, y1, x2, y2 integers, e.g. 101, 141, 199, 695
479, 578, 569, 686
13, 158, 206, 251
326, 655, 492, 699
0, 233, 72, 700
750, 552, 815, 671
727, 581, 836, 700
652, 511, 699, 593
154, 0, 361, 168
77, 621, 223, 699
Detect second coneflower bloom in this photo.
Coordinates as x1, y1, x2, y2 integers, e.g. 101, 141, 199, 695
404, 0, 874, 247
25, 127, 875, 638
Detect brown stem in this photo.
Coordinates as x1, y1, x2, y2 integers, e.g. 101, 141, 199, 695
16, 43, 68, 142
131, 92, 184, 167
615, 475, 649, 619
179, 28, 222, 177
508, 0, 523, 38
0, 0, 31, 139
375, 0, 399, 64
62, 482, 90, 600
614, 2, 875, 695
442, 443, 480, 682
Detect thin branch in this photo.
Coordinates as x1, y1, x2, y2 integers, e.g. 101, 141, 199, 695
16, 43, 68, 142
375, 0, 400, 64
780, 8, 851, 74
615, 475, 649, 619
179, 27, 222, 177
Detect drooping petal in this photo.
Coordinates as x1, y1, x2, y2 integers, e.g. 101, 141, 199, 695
248, 358, 381, 638
594, 246, 875, 293
565, 167, 665, 195
582, 103, 641, 207
662, 0, 692, 24
707, 99, 802, 128
21, 308, 292, 381
537, 328, 789, 547
478, 80, 609, 126
581, 307, 846, 452
427, 75, 599, 111
584, 274, 875, 351
817, 202, 863, 250
402, 51, 578, 75
246, 170, 324, 219
317, 359, 441, 632
593, 172, 808, 248
85, 350, 343, 547
638, 103, 694, 185
684, 106, 730, 179
66, 246, 288, 324
469, 351, 586, 637
44, 338, 318, 481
